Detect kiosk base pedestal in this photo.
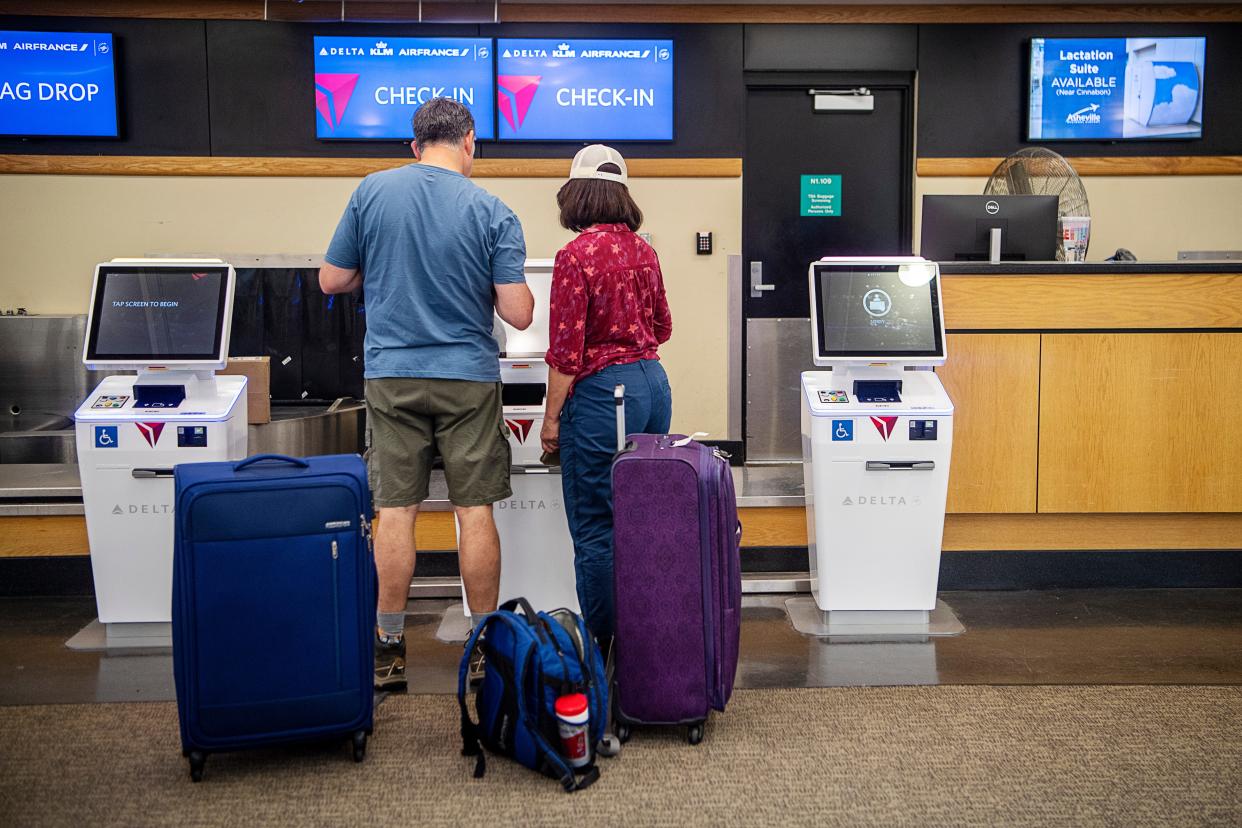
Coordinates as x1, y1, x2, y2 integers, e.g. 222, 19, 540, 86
785, 596, 964, 639
65, 619, 172, 652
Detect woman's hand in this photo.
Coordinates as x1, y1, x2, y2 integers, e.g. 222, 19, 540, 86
540, 417, 560, 454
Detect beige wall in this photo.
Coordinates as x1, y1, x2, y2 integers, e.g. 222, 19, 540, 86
915, 175, 1242, 261
0, 173, 741, 436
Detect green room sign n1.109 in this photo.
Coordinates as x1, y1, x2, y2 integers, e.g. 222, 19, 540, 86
800, 174, 842, 217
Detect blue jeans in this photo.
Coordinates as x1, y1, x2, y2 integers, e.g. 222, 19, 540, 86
559, 360, 672, 641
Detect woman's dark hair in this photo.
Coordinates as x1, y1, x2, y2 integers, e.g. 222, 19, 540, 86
557, 167, 643, 233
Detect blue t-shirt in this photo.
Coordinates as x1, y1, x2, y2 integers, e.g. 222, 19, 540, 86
325, 163, 526, 382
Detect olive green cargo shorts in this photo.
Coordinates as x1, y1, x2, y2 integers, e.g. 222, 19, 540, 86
365, 378, 512, 509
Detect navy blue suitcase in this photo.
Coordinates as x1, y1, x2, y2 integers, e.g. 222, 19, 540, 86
172, 453, 376, 782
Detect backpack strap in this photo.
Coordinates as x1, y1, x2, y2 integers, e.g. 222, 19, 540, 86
459, 611, 529, 779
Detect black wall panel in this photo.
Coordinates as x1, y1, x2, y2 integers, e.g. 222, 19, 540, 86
206, 20, 478, 158
207, 21, 742, 158
0, 16, 210, 155
918, 23, 1242, 157
745, 24, 917, 72
3, 17, 1238, 160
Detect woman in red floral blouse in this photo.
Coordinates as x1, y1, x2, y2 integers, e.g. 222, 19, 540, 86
540, 145, 673, 642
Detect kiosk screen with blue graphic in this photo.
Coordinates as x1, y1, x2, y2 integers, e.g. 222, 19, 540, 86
1028, 37, 1205, 141
313, 37, 494, 140
0, 31, 118, 137
496, 39, 673, 141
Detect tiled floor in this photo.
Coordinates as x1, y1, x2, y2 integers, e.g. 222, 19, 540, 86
2, 589, 1240, 706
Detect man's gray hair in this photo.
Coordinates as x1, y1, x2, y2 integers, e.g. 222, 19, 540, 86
412, 98, 475, 152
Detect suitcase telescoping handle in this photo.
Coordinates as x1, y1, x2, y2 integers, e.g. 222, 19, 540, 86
614, 384, 626, 453
234, 454, 311, 472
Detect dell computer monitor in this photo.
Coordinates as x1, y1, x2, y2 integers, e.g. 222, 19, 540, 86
84, 261, 235, 370
808, 258, 946, 366
920, 195, 1059, 262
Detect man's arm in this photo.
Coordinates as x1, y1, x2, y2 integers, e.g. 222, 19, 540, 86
494, 282, 534, 331
320, 263, 362, 295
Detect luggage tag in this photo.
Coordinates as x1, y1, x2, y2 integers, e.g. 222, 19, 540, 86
669, 432, 709, 447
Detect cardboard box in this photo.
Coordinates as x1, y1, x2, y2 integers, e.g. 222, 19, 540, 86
220, 356, 271, 424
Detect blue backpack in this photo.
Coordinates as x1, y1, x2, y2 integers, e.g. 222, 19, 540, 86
458, 598, 608, 793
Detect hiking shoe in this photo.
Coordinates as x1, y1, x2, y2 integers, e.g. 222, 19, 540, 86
375, 631, 407, 692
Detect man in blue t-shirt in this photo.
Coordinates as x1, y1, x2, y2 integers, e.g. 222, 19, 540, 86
321, 98, 533, 691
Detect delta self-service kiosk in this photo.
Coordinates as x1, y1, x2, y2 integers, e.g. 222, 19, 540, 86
796, 257, 961, 636
461, 259, 579, 616
74, 259, 248, 646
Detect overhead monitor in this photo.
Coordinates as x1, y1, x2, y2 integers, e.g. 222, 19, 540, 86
495, 38, 674, 141
84, 261, 235, 370
1028, 36, 1206, 141
0, 30, 119, 138
808, 258, 945, 366
920, 195, 1059, 262
314, 36, 495, 140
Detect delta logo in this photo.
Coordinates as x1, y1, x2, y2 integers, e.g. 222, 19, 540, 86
498, 75, 541, 132
135, 422, 165, 448
505, 419, 536, 444
315, 73, 360, 131
870, 416, 899, 441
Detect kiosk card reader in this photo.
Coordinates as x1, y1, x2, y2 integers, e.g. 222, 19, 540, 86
74, 259, 248, 645
799, 257, 955, 625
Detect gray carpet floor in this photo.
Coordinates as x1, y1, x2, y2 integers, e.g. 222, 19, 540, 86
1, 686, 1239, 826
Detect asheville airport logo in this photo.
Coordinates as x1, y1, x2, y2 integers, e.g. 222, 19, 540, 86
315, 73, 360, 131
497, 75, 542, 132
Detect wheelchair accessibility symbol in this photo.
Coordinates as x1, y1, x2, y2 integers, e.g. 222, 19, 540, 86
95, 426, 118, 448
831, 420, 853, 441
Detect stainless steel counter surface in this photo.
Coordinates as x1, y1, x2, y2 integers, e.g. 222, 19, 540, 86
0, 461, 807, 511
0, 464, 83, 499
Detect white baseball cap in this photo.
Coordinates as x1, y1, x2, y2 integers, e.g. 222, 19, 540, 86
568, 144, 629, 185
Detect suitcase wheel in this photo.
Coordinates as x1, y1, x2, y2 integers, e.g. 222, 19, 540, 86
352, 730, 368, 763
188, 751, 206, 782
597, 734, 622, 758
687, 723, 705, 746
615, 722, 632, 744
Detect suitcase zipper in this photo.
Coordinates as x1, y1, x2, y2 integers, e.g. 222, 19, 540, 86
331, 538, 342, 686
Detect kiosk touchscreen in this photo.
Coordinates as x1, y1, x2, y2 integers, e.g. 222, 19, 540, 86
74, 260, 249, 645
799, 258, 956, 628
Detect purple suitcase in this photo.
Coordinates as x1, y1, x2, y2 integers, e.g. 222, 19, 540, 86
610, 390, 741, 745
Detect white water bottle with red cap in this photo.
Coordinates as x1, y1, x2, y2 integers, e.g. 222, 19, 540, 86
555, 693, 591, 769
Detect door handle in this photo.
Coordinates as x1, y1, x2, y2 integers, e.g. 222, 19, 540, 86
132, 468, 175, 479
865, 461, 935, 471
749, 261, 775, 298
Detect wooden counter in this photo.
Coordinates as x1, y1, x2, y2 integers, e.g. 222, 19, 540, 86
932, 265, 1242, 548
